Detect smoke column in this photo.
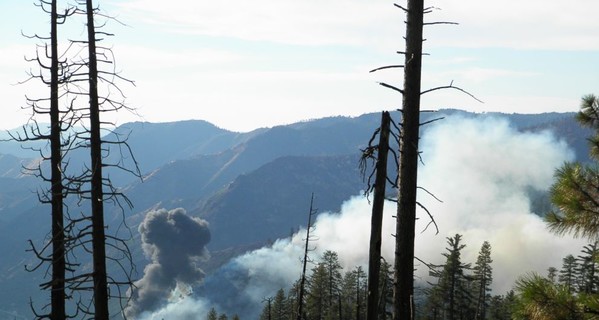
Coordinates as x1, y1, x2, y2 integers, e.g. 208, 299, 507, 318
413, 116, 585, 292
125, 208, 211, 318
143, 115, 586, 318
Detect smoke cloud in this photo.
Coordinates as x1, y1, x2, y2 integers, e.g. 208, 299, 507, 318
125, 208, 211, 318
142, 115, 587, 318
413, 116, 585, 293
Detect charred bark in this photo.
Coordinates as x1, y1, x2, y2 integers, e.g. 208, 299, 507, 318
394, 0, 424, 319
366, 111, 391, 320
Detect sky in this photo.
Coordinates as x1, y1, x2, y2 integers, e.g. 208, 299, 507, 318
1, 0, 599, 132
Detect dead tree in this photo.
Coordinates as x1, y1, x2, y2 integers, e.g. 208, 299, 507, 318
12, 1, 80, 318
369, 2, 479, 319
15, 0, 141, 317
394, 1, 425, 318
48, 1, 66, 318
297, 193, 318, 320
363, 111, 392, 320
69, 0, 140, 316
82, 0, 110, 317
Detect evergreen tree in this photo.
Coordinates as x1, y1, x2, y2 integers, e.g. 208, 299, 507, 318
340, 270, 358, 320
307, 263, 328, 320
513, 273, 581, 320
487, 292, 516, 320
273, 288, 289, 320
354, 266, 368, 320
218, 313, 229, 320
577, 242, 599, 294
473, 241, 493, 320
378, 259, 394, 319
287, 281, 301, 320
547, 267, 558, 283
207, 308, 218, 320
487, 295, 505, 320
428, 234, 473, 320
559, 254, 578, 293
321, 250, 343, 320
546, 95, 599, 239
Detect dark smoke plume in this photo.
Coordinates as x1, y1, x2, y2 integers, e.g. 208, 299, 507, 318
125, 208, 211, 318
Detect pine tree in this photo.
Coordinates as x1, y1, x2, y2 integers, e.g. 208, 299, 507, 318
307, 263, 328, 320
473, 241, 493, 320
322, 251, 343, 320
513, 273, 580, 320
559, 254, 578, 293
355, 266, 368, 320
546, 95, 599, 239
547, 267, 558, 283
218, 313, 229, 320
273, 289, 289, 320
577, 242, 599, 294
487, 292, 515, 320
287, 281, 301, 320
378, 260, 394, 319
207, 308, 218, 320
428, 234, 472, 320
340, 270, 358, 320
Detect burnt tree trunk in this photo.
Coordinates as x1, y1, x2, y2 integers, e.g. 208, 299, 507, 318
367, 111, 391, 320
297, 193, 316, 320
394, 0, 424, 319
85, 0, 110, 317
50, 0, 66, 318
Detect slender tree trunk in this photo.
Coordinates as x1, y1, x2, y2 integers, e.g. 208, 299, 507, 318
50, 0, 66, 318
85, 0, 110, 317
393, 0, 424, 319
297, 194, 315, 320
367, 111, 391, 320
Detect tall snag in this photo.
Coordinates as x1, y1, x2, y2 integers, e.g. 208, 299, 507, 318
369, 2, 479, 319
363, 111, 392, 320
15, 0, 139, 317
297, 193, 318, 320
49, 1, 66, 318
394, 0, 424, 318
13, 1, 78, 318
83, 0, 110, 317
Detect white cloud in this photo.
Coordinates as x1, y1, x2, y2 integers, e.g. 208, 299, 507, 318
113, 0, 396, 47
114, 0, 599, 50
425, 0, 599, 50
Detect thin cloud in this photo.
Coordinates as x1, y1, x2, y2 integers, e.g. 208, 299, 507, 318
115, 0, 599, 50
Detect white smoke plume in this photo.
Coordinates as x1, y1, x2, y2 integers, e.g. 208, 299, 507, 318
142, 115, 587, 318
125, 208, 211, 318
413, 116, 585, 293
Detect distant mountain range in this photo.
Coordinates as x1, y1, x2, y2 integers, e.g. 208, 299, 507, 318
0, 109, 590, 317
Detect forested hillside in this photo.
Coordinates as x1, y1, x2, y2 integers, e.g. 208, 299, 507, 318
0, 110, 586, 317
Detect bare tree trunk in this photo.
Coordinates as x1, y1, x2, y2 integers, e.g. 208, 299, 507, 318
50, 0, 66, 318
367, 111, 391, 320
85, 0, 110, 317
297, 193, 316, 320
393, 0, 424, 319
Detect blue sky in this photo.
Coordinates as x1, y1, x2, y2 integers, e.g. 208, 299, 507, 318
1, 0, 598, 132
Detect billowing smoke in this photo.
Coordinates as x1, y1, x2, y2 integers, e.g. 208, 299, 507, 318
413, 116, 585, 293
125, 208, 211, 318
142, 115, 587, 318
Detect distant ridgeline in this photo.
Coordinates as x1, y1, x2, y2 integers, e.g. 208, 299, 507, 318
0, 109, 587, 317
